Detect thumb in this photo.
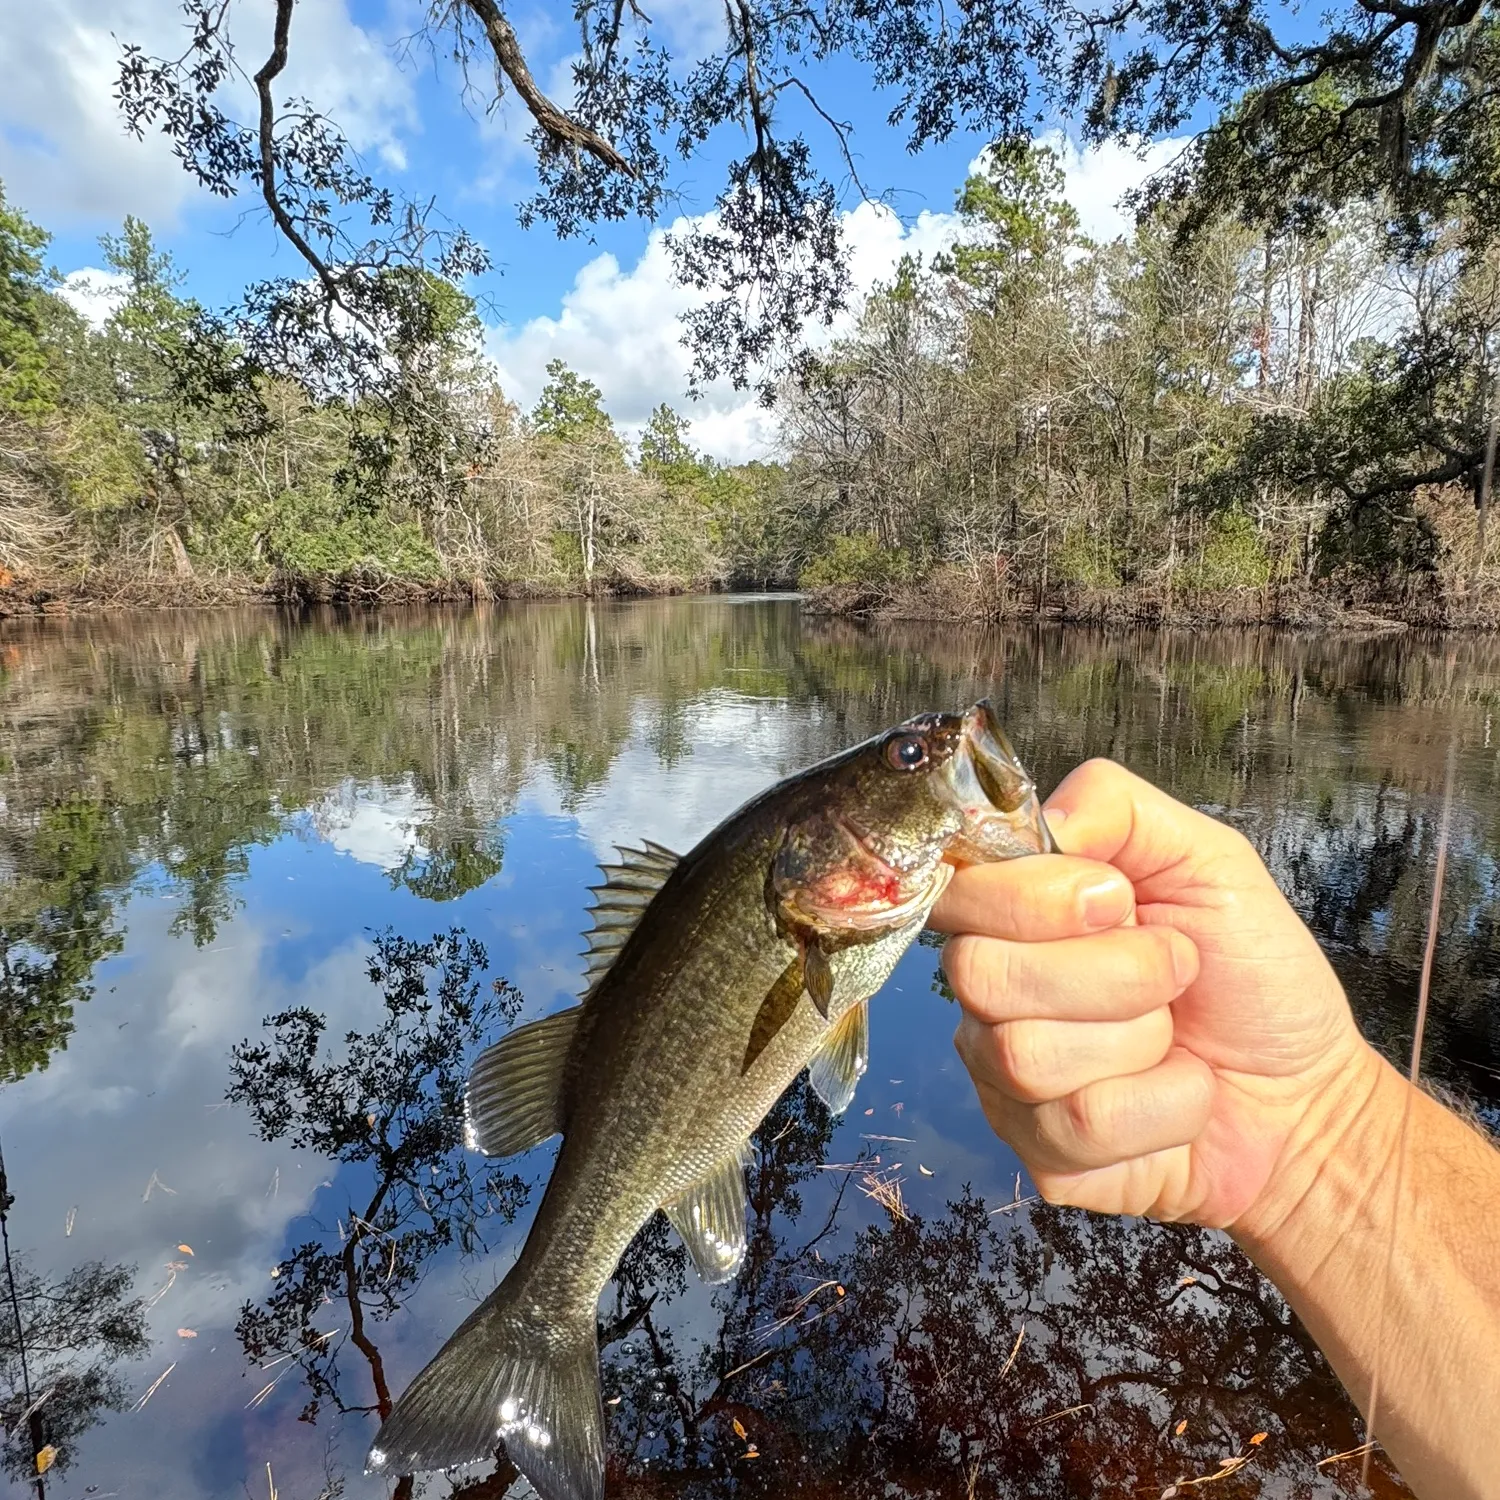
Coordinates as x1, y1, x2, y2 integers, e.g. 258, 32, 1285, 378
1044, 758, 1242, 892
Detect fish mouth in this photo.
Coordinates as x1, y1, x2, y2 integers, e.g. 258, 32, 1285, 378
940, 699, 1053, 863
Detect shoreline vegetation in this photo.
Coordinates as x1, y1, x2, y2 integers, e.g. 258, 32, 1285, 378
7, 143, 1500, 632
1, 568, 1490, 632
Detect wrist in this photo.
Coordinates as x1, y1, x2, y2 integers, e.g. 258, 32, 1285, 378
1230, 1042, 1406, 1270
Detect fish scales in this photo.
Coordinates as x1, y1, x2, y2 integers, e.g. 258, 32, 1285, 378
369, 700, 1052, 1499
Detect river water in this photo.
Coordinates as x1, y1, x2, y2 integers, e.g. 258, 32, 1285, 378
0, 598, 1493, 1500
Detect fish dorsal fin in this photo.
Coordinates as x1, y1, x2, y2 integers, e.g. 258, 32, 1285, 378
807, 1001, 869, 1116
465, 1007, 580, 1158
662, 1141, 752, 1284
581, 841, 681, 986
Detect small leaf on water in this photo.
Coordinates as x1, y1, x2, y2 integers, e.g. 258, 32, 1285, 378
835, 1285, 845, 1297
1160, 1488, 1178, 1499
1174, 1419, 1187, 1435
918, 1165, 934, 1176
1177, 1276, 1196, 1286
732, 1419, 747, 1440
177, 1328, 198, 1338
1250, 1432, 1268, 1446
177, 1244, 194, 1255
269, 1267, 281, 1278
605, 1396, 621, 1407
367, 1112, 377, 1128
35, 1446, 58, 1475
743, 1445, 759, 1459
863, 1108, 874, 1116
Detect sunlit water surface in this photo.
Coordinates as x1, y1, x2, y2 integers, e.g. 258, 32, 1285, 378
1, 598, 1496, 1500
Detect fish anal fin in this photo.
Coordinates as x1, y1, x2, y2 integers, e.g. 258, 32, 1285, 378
580, 842, 681, 988
743, 956, 804, 1074
465, 1008, 579, 1159
808, 1000, 869, 1115
662, 1142, 752, 1284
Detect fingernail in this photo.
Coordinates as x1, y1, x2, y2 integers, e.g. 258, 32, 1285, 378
1171, 933, 1198, 989
1080, 876, 1131, 929
1042, 806, 1068, 827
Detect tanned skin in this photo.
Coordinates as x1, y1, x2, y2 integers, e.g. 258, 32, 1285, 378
930, 759, 1500, 1500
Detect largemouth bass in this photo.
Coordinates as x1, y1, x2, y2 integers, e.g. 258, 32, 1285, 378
368, 700, 1051, 1497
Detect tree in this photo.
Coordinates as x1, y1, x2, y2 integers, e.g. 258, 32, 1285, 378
0, 183, 53, 419
111, 0, 1500, 408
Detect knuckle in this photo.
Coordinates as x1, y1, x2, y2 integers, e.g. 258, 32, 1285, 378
1061, 1082, 1114, 1158
948, 935, 1013, 1018
994, 1020, 1052, 1101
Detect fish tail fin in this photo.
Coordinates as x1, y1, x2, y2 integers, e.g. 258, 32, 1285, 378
366, 1279, 603, 1500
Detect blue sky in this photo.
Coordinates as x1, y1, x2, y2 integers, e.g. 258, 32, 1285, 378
0, 0, 1187, 457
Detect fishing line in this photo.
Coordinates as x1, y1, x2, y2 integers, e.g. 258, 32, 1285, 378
1361, 735, 1455, 1488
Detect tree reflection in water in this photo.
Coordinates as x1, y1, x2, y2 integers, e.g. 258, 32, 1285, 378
227, 931, 532, 1496
226, 927, 1413, 1499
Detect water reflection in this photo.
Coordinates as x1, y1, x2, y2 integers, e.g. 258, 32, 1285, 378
0, 600, 1492, 1495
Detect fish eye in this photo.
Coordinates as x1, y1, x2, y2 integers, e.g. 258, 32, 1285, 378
885, 733, 929, 771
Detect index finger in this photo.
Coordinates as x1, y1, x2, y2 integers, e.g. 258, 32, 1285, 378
928, 853, 1134, 942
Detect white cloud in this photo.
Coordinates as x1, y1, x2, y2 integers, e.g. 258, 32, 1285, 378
57, 266, 130, 328
0, 0, 414, 229
484, 136, 1192, 463
485, 199, 961, 464
1039, 131, 1191, 245
307, 776, 432, 871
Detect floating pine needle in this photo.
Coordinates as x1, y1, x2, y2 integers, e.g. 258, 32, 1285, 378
1317, 1440, 1378, 1468
131, 1361, 176, 1411
10, 1386, 55, 1438
755, 1279, 846, 1341
858, 1167, 908, 1222
142, 1170, 176, 1202
860, 1134, 913, 1143
918, 1164, 935, 1176
64, 1206, 75, 1236
143, 1262, 185, 1311
998, 1324, 1025, 1382
1030, 1401, 1094, 1430
988, 1195, 1038, 1216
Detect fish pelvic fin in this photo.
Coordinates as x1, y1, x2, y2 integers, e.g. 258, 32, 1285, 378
368, 1294, 603, 1500
581, 841, 680, 988
465, 1007, 580, 1158
808, 1000, 869, 1115
663, 1140, 752, 1284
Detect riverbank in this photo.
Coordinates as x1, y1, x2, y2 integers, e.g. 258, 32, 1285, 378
802, 575, 1500, 632
0, 567, 719, 616
3, 566, 1498, 631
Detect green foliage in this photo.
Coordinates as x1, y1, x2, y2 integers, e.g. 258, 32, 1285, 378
0, 182, 54, 418
533, 360, 613, 441
800, 533, 910, 588
1176, 510, 1272, 591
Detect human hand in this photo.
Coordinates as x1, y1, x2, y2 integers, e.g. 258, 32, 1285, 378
928, 758, 1384, 1232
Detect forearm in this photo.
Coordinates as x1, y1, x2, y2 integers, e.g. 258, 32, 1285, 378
1232, 1051, 1500, 1500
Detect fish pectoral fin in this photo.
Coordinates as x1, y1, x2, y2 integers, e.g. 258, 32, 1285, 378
743, 955, 805, 1075
808, 1000, 870, 1116
662, 1141, 752, 1285
803, 941, 834, 1017
465, 1007, 579, 1159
